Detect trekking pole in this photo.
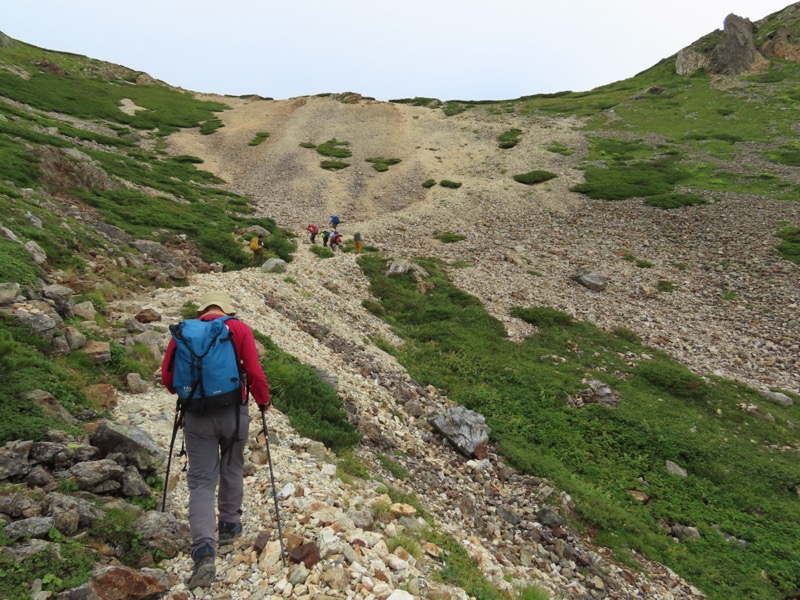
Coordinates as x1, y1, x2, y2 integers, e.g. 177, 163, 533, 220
161, 401, 183, 512
260, 409, 286, 566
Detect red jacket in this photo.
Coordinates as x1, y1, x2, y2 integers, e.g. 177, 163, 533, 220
161, 314, 271, 408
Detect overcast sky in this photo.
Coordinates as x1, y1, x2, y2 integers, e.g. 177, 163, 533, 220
3, 1, 791, 101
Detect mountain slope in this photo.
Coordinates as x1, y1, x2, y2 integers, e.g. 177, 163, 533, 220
0, 6, 799, 599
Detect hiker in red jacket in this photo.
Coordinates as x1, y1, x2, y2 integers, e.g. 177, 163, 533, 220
161, 291, 270, 589
306, 224, 319, 244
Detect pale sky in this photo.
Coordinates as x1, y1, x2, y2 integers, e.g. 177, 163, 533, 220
2, 1, 791, 101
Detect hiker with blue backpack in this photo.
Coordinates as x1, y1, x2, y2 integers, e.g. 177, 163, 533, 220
160, 291, 271, 589
329, 215, 341, 229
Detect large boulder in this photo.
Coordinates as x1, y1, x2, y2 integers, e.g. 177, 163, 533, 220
711, 14, 761, 75
90, 420, 165, 473
429, 406, 491, 459
42, 284, 75, 320
133, 511, 190, 557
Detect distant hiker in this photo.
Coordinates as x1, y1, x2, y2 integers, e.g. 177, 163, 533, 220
322, 230, 331, 247
161, 291, 271, 590
250, 234, 265, 266
329, 231, 343, 252
306, 224, 319, 244
353, 231, 363, 254
329, 215, 341, 229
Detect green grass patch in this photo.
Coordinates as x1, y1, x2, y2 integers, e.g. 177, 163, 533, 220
310, 245, 335, 259
766, 141, 800, 166
366, 157, 401, 172
497, 128, 522, 149
513, 170, 558, 185
440, 180, 462, 189
316, 139, 352, 159
320, 160, 350, 171
377, 453, 411, 480
433, 231, 466, 244
545, 141, 574, 155
657, 280, 676, 292
776, 226, 800, 263
358, 253, 800, 600
254, 331, 361, 451
426, 530, 509, 600
422, 179, 436, 188
248, 131, 270, 146
199, 117, 224, 135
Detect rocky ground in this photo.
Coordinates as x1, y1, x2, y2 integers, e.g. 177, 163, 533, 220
109, 249, 707, 599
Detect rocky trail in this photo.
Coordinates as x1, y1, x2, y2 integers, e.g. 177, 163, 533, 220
108, 247, 706, 599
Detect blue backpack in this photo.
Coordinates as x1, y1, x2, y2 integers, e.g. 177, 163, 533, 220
169, 316, 242, 413
330, 215, 340, 226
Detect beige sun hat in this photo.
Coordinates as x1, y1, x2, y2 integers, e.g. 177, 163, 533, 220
196, 291, 236, 316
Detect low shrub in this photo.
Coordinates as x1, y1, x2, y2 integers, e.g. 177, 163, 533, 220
320, 160, 350, 171
199, 117, 224, 135
513, 170, 557, 185
776, 226, 800, 263
310, 245, 335, 258
511, 306, 574, 327
433, 231, 466, 243
422, 179, 436, 188
497, 128, 522, 149
440, 180, 462, 189
248, 131, 270, 146
317, 139, 352, 159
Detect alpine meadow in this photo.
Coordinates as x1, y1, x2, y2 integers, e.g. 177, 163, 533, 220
0, 6, 799, 600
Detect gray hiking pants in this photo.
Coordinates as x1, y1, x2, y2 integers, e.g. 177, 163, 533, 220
184, 403, 250, 553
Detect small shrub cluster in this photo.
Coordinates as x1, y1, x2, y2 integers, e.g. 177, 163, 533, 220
248, 131, 270, 146
513, 170, 557, 185
320, 160, 350, 171
433, 231, 466, 244
366, 157, 401, 172
422, 179, 436, 188
497, 128, 522, 149
439, 180, 462, 189
310, 245, 335, 258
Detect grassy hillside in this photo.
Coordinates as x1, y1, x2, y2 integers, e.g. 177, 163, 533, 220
359, 255, 799, 599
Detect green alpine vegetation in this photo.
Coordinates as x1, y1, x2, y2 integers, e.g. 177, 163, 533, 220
358, 254, 800, 600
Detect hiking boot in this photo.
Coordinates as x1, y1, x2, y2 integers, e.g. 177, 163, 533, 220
218, 521, 242, 545
185, 544, 215, 589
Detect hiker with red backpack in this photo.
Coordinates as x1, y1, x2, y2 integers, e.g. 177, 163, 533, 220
161, 291, 271, 589
329, 231, 343, 252
306, 224, 319, 244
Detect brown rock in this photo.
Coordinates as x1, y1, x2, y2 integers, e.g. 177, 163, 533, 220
289, 541, 321, 568
90, 565, 168, 599
135, 308, 161, 323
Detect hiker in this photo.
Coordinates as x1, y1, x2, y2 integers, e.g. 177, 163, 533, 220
306, 224, 319, 244
160, 291, 271, 589
329, 215, 341, 229
353, 231, 363, 254
250, 234, 265, 266
329, 231, 343, 252
321, 230, 331, 247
